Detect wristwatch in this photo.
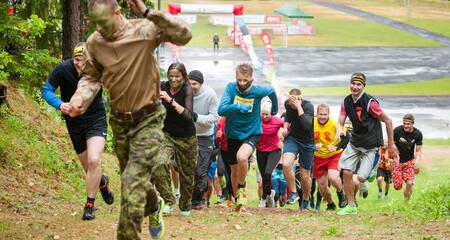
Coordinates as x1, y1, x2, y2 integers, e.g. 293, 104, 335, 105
143, 7, 152, 18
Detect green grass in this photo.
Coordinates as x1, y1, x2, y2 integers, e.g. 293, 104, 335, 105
326, 0, 450, 38
301, 78, 450, 96
182, 3, 443, 47
424, 138, 450, 146
186, 16, 443, 48
304, 19, 442, 47
403, 18, 450, 38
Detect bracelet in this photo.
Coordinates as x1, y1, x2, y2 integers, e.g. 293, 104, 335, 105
143, 7, 151, 18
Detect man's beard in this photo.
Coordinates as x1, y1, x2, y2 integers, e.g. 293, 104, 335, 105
237, 81, 252, 94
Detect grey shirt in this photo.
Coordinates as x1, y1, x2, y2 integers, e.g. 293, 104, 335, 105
193, 84, 219, 136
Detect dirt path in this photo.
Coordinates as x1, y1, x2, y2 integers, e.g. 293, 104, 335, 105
1, 146, 448, 240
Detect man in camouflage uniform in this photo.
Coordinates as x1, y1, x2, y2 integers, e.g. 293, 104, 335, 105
68, 0, 191, 239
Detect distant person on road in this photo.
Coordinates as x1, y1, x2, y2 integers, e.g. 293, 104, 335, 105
335, 72, 399, 215
42, 42, 114, 221
392, 113, 423, 202
213, 33, 220, 52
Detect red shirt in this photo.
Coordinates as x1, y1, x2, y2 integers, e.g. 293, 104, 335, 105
340, 98, 383, 121
216, 117, 228, 151
257, 116, 284, 152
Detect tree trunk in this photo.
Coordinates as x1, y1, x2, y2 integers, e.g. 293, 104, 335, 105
61, 0, 84, 60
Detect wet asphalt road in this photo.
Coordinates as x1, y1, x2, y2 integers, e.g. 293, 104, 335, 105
158, 1, 450, 138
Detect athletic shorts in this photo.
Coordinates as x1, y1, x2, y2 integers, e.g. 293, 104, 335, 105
313, 153, 341, 178
283, 136, 315, 171
66, 117, 107, 154
392, 160, 415, 190
227, 135, 261, 165
377, 168, 392, 182
338, 143, 377, 180
208, 160, 217, 180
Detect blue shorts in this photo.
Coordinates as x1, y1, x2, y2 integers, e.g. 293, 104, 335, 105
283, 136, 315, 170
208, 160, 217, 180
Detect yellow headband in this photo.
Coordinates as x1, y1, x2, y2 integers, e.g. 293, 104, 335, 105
73, 46, 85, 57
289, 94, 302, 100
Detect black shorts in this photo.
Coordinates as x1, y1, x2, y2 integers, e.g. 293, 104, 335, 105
377, 168, 392, 182
227, 135, 261, 165
66, 117, 107, 154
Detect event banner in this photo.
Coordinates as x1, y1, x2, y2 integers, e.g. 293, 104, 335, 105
260, 31, 275, 65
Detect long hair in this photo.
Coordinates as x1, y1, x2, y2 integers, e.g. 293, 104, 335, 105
167, 62, 188, 82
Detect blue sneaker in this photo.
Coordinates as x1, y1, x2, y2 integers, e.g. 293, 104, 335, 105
287, 192, 299, 204
301, 199, 310, 211
149, 197, 164, 239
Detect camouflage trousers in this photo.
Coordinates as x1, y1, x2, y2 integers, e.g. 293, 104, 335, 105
109, 105, 166, 240
153, 133, 198, 211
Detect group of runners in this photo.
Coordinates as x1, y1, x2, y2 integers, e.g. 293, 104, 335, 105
40, 0, 425, 239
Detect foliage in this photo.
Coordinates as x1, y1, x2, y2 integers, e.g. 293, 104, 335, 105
410, 183, 450, 221
0, 3, 59, 90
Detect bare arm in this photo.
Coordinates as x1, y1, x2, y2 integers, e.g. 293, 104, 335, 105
378, 112, 399, 159
335, 114, 346, 140
415, 145, 423, 168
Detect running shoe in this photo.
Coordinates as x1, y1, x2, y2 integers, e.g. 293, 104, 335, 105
82, 202, 95, 220
266, 190, 275, 208
236, 188, 247, 206
337, 204, 357, 215
162, 204, 172, 215
180, 210, 191, 217
337, 190, 347, 208
259, 199, 266, 208
326, 202, 336, 211
286, 192, 299, 204
149, 197, 165, 239
377, 192, 382, 200
99, 174, 114, 205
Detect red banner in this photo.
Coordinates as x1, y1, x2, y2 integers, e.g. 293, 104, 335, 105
260, 32, 275, 65
264, 16, 283, 24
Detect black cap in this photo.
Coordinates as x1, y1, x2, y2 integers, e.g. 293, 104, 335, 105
188, 70, 204, 84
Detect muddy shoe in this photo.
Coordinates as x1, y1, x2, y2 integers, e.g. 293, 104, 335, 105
99, 174, 114, 205
82, 202, 95, 221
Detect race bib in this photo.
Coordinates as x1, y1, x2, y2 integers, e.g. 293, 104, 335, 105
234, 96, 254, 112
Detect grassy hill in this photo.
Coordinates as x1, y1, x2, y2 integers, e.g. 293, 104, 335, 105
0, 83, 120, 238
0, 84, 448, 239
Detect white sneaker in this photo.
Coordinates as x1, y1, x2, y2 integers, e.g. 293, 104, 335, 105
162, 204, 172, 215
259, 199, 266, 208
180, 210, 191, 217
174, 193, 180, 205
266, 190, 275, 208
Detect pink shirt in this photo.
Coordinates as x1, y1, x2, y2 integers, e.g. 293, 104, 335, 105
257, 116, 284, 152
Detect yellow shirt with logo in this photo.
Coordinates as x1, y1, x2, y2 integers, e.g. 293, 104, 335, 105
314, 117, 343, 158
